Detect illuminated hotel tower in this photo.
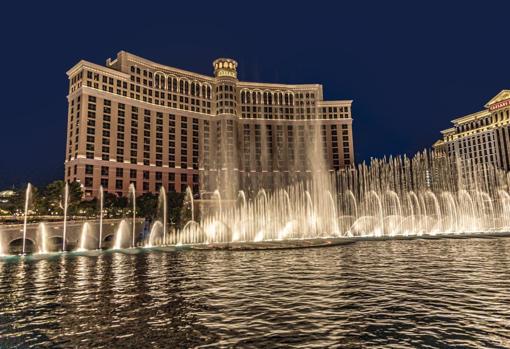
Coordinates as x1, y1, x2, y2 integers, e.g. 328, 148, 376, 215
65, 51, 355, 198
434, 90, 510, 181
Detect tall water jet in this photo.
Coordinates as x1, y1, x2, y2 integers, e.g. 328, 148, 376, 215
36, 223, 48, 254
184, 186, 194, 222
62, 182, 69, 252
22, 183, 32, 255
98, 185, 104, 249
113, 219, 130, 249
159, 186, 167, 244
212, 190, 222, 217
0, 228, 5, 256
78, 222, 92, 251
129, 184, 136, 248
147, 221, 163, 247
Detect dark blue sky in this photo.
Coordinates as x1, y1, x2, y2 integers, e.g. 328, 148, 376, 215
1, 1, 509, 188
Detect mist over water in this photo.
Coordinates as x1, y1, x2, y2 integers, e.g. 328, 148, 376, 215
175, 151, 510, 245
1, 238, 509, 348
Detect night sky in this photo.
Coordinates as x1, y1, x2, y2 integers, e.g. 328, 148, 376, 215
1, 1, 509, 188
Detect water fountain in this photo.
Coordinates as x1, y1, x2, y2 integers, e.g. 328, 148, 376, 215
21, 183, 32, 255
0, 228, 4, 256
113, 219, 130, 249
147, 221, 163, 247
36, 223, 48, 254
129, 184, 136, 248
184, 186, 194, 223
160, 186, 167, 244
169, 151, 510, 247
98, 185, 104, 249
77, 222, 93, 251
62, 182, 69, 252
2, 150, 510, 257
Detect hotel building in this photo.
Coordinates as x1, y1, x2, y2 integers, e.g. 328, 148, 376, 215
433, 90, 510, 176
65, 51, 355, 198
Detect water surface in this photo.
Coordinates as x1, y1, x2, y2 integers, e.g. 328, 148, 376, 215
1, 238, 510, 348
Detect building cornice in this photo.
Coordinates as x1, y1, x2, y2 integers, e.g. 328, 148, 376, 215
317, 100, 353, 106
115, 51, 215, 82
67, 60, 130, 79
451, 109, 491, 125
440, 127, 456, 135
237, 81, 322, 91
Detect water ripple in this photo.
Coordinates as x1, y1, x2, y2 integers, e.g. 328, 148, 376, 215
1, 238, 510, 348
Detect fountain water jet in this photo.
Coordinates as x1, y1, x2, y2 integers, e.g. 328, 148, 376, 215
98, 185, 104, 249
129, 184, 136, 247
22, 183, 32, 255
113, 219, 130, 250
170, 150, 510, 246
77, 222, 92, 251
160, 187, 167, 244
62, 182, 69, 251
184, 186, 194, 223
36, 223, 48, 254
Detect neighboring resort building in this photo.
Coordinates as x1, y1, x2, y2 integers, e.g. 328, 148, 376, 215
65, 51, 355, 198
433, 90, 510, 177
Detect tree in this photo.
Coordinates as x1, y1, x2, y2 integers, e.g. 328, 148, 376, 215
136, 192, 159, 219
0, 184, 37, 216
36, 180, 82, 216
103, 192, 128, 218
77, 198, 98, 218
167, 191, 186, 228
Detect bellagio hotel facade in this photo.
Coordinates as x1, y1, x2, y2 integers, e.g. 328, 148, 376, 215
65, 51, 355, 198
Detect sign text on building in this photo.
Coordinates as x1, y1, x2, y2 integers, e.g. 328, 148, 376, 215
489, 98, 510, 111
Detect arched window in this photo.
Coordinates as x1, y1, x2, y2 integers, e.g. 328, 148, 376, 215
154, 72, 166, 89
172, 78, 178, 92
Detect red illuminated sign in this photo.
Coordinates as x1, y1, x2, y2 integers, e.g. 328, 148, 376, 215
489, 98, 510, 111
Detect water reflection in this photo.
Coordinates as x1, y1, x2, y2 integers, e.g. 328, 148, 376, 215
0, 238, 510, 347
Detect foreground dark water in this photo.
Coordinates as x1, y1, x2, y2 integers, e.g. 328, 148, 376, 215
1, 238, 510, 348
